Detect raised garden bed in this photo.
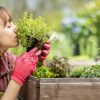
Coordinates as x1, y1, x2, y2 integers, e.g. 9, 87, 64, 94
19, 75, 100, 100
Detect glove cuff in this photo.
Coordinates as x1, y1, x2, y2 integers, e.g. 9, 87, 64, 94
11, 73, 25, 86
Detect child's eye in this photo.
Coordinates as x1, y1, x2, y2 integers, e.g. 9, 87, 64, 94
7, 26, 11, 28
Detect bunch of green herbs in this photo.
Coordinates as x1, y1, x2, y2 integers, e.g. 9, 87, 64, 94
16, 12, 51, 49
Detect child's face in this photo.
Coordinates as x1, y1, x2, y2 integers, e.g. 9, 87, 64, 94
0, 12, 19, 49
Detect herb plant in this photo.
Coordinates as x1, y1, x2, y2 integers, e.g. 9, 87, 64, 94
69, 65, 100, 78
16, 12, 51, 51
49, 56, 70, 78
33, 65, 56, 78
69, 66, 85, 78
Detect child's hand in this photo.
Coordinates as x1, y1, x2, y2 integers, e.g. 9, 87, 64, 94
39, 42, 51, 64
11, 47, 41, 86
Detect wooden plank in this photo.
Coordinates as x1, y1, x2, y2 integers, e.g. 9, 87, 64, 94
40, 78, 100, 100
19, 76, 100, 100
19, 76, 40, 100
40, 83, 57, 97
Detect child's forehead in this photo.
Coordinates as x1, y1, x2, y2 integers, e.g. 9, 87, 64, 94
0, 18, 5, 28
0, 10, 11, 25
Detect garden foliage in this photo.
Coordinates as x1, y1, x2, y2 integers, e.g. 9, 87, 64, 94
34, 56, 100, 78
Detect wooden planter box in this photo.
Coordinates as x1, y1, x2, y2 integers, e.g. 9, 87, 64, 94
19, 75, 100, 100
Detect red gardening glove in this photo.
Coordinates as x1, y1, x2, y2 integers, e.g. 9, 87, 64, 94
39, 42, 51, 64
11, 47, 41, 86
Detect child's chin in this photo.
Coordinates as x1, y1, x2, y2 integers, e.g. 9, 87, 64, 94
12, 42, 19, 47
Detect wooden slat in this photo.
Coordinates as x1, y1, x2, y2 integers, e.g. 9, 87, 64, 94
40, 78, 100, 100
19, 76, 40, 100
19, 76, 100, 100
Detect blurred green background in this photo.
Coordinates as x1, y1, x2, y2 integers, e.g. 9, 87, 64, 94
1, 0, 100, 61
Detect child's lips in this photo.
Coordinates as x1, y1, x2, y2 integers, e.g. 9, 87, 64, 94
14, 36, 18, 41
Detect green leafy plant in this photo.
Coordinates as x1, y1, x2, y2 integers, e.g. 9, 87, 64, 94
33, 65, 56, 78
69, 65, 100, 78
16, 12, 51, 51
82, 65, 100, 78
69, 66, 85, 78
48, 56, 70, 78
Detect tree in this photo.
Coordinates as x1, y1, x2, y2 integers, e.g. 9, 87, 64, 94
83, 0, 100, 56
62, 17, 92, 56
